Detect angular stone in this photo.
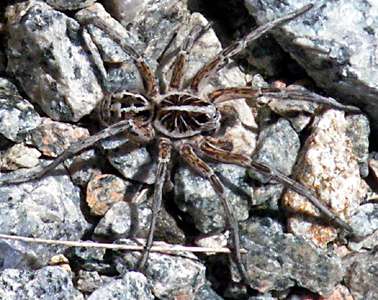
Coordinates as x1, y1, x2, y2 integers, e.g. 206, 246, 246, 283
0, 165, 88, 269
0, 266, 83, 299
344, 251, 378, 300
87, 271, 153, 300
45, 0, 96, 10
28, 118, 90, 157
6, 1, 104, 122
282, 110, 364, 246
114, 239, 206, 299
0, 143, 41, 170
175, 163, 251, 233
239, 217, 344, 296
245, 0, 378, 133
0, 78, 41, 142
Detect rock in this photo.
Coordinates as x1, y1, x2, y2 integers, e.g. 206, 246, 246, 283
348, 203, 378, 251
239, 217, 344, 296
321, 284, 354, 300
67, 246, 113, 274
0, 266, 83, 299
45, 0, 97, 10
245, 0, 378, 133
344, 250, 378, 300
282, 110, 364, 246
86, 174, 130, 216
6, 1, 104, 122
102, 0, 148, 26
175, 163, 251, 233
114, 239, 206, 300
28, 118, 90, 157
0, 143, 41, 170
76, 270, 111, 294
0, 165, 88, 269
87, 271, 153, 300
0, 78, 41, 142
345, 114, 370, 177
194, 283, 223, 300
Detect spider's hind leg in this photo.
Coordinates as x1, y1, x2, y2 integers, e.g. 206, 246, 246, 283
179, 142, 250, 284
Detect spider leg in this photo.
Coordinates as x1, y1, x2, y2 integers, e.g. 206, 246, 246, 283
179, 143, 249, 283
208, 87, 279, 104
83, 18, 158, 97
0, 120, 138, 185
168, 23, 212, 91
137, 138, 172, 271
196, 137, 358, 236
190, 4, 313, 92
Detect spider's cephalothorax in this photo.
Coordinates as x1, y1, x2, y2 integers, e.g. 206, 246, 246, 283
1, 4, 359, 284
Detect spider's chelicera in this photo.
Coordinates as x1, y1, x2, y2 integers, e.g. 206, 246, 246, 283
1, 4, 360, 283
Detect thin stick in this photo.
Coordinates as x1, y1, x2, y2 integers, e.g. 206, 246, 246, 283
0, 234, 247, 254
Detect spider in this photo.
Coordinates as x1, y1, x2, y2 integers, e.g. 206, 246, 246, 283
0, 4, 359, 283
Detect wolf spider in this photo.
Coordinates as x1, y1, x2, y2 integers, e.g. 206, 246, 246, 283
0, 4, 359, 283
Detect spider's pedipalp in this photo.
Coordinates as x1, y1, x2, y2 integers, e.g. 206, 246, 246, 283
208, 87, 280, 104
190, 4, 313, 92
179, 143, 249, 283
138, 138, 172, 271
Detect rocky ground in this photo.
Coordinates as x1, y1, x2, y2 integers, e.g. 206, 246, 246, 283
0, 0, 377, 299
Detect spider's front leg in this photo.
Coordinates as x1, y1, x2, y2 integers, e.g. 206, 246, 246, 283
0, 120, 134, 185
196, 137, 357, 237
178, 143, 249, 283
138, 138, 172, 271
189, 4, 313, 92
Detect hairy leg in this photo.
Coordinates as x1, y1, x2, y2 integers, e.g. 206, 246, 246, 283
138, 138, 172, 270
179, 143, 249, 283
196, 137, 357, 236
190, 4, 313, 92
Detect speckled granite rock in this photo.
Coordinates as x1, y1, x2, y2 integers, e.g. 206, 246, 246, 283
0, 143, 41, 170
175, 163, 251, 233
6, 1, 104, 122
239, 217, 344, 296
0, 266, 83, 299
45, 0, 97, 10
114, 239, 207, 299
0, 78, 41, 142
344, 250, 378, 300
0, 165, 88, 269
245, 0, 378, 133
282, 109, 365, 246
87, 271, 154, 300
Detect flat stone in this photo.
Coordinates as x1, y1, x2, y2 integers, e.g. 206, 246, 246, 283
28, 118, 90, 157
6, 1, 104, 122
0, 266, 83, 299
0, 143, 41, 170
45, 0, 97, 10
282, 110, 364, 246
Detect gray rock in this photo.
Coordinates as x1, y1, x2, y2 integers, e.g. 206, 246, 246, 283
6, 1, 104, 122
0, 78, 41, 142
114, 239, 206, 300
345, 114, 370, 177
102, 0, 148, 26
344, 251, 378, 300
245, 0, 378, 132
194, 283, 223, 300
0, 266, 83, 299
249, 118, 299, 209
45, 0, 97, 10
175, 163, 251, 233
0, 143, 41, 171
238, 217, 344, 296
87, 271, 154, 300
0, 165, 88, 269
76, 271, 112, 294
67, 246, 114, 274
348, 203, 378, 251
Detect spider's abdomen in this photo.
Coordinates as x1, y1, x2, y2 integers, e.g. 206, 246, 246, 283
154, 92, 220, 139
